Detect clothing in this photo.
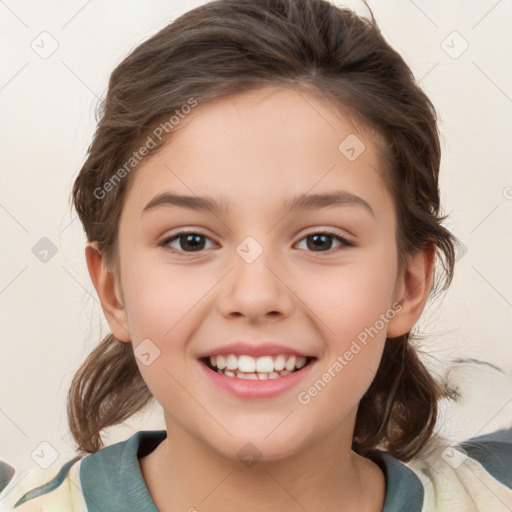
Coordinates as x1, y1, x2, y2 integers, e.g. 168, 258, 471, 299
1, 428, 511, 511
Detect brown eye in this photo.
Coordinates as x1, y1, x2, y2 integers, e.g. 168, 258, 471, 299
296, 231, 353, 252
160, 232, 215, 253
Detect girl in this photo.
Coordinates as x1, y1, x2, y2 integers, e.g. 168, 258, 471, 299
1, 0, 511, 510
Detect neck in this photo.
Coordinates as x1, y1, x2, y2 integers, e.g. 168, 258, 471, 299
139, 419, 385, 512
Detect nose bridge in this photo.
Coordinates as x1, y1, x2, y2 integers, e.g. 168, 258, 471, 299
217, 233, 293, 319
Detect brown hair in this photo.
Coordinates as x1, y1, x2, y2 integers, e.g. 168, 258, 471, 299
68, 0, 458, 461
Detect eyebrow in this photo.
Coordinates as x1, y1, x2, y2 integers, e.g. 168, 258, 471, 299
141, 190, 374, 217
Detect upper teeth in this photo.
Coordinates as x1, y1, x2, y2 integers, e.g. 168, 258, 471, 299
209, 354, 307, 373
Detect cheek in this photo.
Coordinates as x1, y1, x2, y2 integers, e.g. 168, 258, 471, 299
296, 276, 392, 422
298, 251, 398, 346
295, 248, 397, 401
120, 258, 207, 341
119, 260, 214, 389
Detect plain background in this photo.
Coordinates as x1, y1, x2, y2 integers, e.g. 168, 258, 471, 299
0, 0, 511, 475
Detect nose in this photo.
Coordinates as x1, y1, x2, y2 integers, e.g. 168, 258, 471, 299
216, 240, 294, 323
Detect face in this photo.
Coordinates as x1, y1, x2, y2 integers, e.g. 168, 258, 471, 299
94, 86, 425, 462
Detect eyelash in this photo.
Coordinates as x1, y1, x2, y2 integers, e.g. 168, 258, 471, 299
158, 230, 354, 256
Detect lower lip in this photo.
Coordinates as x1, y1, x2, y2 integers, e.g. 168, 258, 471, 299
198, 359, 316, 399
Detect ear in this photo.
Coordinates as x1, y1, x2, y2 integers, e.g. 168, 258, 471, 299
85, 242, 131, 342
386, 244, 436, 338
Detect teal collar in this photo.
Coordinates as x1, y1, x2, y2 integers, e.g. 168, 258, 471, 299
79, 430, 424, 512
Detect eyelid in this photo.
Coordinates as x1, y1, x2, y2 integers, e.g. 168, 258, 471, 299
159, 230, 217, 254
159, 227, 354, 256
294, 229, 354, 254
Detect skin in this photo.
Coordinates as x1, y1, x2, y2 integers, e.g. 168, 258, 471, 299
86, 86, 434, 512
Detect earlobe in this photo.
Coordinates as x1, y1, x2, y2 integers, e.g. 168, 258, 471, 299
85, 242, 131, 342
386, 245, 436, 339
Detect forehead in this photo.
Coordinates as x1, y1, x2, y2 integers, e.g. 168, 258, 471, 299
159, 85, 382, 160
122, 86, 393, 220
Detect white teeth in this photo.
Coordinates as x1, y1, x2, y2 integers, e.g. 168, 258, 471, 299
210, 355, 230, 370
238, 355, 256, 373
226, 354, 238, 370
284, 356, 296, 371
296, 356, 307, 369
274, 355, 286, 371
236, 370, 258, 380
255, 356, 274, 373
207, 353, 311, 377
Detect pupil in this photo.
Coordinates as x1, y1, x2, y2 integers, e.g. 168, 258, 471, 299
307, 234, 331, 251
181, 234, 204, 251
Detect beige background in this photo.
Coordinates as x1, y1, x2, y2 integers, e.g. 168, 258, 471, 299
0, 0, 511, 474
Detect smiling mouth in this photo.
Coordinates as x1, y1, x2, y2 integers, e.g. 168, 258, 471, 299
200, 355, 317, 380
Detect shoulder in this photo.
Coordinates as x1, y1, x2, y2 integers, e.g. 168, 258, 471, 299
0, 455, 86, 512
406, 427, 512, 512
0, 430, 165, 512
459, 427, 512, 487
0, 461, 15, 498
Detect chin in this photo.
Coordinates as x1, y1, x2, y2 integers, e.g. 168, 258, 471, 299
206, 430, 310, 465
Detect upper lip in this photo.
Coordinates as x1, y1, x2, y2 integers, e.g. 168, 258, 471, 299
197, 341, 315, 359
